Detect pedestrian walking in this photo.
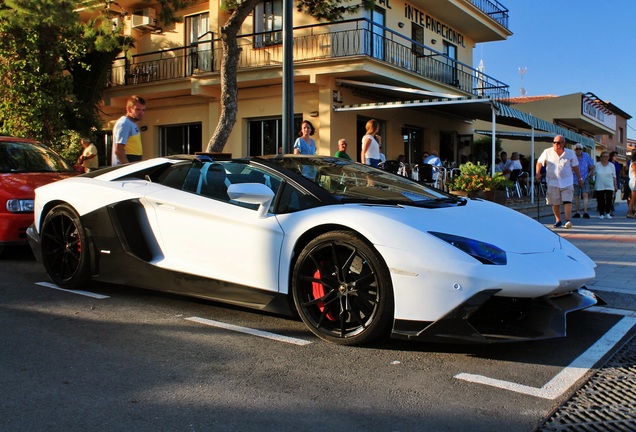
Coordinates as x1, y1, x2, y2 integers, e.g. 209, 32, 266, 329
536, 135, 583, 229
594, 151, 618, 219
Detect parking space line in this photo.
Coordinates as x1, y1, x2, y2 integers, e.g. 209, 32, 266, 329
186, 316, 312, 346
35, 282, 110, 299
455, 316, 636, 399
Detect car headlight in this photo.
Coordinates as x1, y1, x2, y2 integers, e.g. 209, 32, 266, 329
429, 231, 507, 265
6, 199, 35, 213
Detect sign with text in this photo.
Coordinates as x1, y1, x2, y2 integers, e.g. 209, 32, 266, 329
582, 96, 616, 130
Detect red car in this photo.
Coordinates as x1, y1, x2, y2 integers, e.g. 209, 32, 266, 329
0, 137, 78, 255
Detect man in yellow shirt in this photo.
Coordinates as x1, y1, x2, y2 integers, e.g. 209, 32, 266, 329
112, 95, 146, 165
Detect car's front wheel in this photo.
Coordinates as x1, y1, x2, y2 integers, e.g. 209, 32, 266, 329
41, 204, 90, 289
292, 231, 393, 345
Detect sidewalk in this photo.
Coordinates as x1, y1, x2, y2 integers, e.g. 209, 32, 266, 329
531, 204, 636, 430
508, 196, 636, 311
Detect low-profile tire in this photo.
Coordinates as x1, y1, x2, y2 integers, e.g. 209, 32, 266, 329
41, 204, 91, 289
292, 230, 394, 345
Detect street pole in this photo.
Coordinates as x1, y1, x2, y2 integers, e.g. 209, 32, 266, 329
282, 0, 294, 154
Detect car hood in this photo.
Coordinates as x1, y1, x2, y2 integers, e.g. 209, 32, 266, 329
0, 172, 76, 198
349, 199, 562, 255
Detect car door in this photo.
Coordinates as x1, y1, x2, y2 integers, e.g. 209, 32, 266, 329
144, 162, 285, 293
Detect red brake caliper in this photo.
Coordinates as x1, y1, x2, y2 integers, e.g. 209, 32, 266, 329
312, 268, 335, 321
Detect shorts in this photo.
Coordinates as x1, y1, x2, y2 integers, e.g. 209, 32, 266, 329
127, 154, 143, 162
574, 177, 591, 195
630, 177, 636, 190
546, 185, 574, 206
365, 158, 380, 168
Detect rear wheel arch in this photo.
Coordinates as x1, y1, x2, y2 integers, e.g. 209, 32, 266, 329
40, 203, 93, 289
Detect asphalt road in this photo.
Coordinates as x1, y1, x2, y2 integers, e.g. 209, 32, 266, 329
0, 245, 631, 432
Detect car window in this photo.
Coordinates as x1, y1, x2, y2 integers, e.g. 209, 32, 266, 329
0, 140, 74, 173
275, 182, 321, 213
178, 161, 283, 211
266, 156, 448, 205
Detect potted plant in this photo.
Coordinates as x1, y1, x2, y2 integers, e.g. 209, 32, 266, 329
447, 162, 511, 204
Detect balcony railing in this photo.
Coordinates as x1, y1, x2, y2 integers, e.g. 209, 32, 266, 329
469, 0, 509, 28
107, 19, 509, 101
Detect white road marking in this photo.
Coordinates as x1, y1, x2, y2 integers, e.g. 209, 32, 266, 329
36, 282, 110, 299
186, 316, 312, 346
455, 315, 636, 399
588, 306, 636, 317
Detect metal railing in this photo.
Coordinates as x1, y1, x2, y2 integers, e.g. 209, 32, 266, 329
469, 0, 509, 28
106, 19, 509, 101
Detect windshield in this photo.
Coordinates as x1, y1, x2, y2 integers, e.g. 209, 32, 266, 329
0, 140, 74, 173
264, 155, 455, 205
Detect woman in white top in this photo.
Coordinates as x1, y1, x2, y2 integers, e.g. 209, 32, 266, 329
627, 152, 636, 218
293, 120, 317, 155
594, 151, 618, 219
361, 119, 381, 168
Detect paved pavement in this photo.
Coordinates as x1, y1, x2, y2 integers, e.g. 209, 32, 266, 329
531, 201, 636, 430
536, 201, 636, 313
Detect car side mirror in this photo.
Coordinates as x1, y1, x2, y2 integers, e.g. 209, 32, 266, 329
227, 183, 274, 218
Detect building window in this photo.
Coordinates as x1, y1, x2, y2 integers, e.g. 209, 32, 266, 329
443, 41, 458, 86
411, 23, 424, 57
248, 116, 302, 156
402, 127, 423, 165
185, 13, 211, 74
370, 7, 385, 60
159, 123, 203, 156
254, 0, 283, 47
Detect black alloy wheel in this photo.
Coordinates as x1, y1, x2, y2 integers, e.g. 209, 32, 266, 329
41, 204, 90, 289
292, 230, 393, 345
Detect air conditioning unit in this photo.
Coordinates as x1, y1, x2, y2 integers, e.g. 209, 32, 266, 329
132, 8, 157, 29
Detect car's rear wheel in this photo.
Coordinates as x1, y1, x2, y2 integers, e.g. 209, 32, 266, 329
41, 204, 90, 289
292, 231, 393, 345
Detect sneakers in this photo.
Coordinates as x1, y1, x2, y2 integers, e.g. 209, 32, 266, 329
583, 213, 590, 219
600, 215, 605, 219
573, 213, 581, 218
564, 220, 572, 229
627, 213, 635, 219
553, 221, 563, 228
606, 214, 612, 220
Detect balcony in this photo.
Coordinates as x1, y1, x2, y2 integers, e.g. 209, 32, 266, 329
106, 19, 509, 101
470, 0, 509, 28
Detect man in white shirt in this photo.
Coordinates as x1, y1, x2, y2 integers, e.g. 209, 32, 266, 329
424, 150, 443, 182
496, 151, 512, 176
536, 136, 583, 229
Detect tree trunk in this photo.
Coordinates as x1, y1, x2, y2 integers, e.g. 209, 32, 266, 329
205, 0, 260, 153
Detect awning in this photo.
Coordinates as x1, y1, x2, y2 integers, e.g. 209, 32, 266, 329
474, 130, 563, 143
334, 80, 595, 149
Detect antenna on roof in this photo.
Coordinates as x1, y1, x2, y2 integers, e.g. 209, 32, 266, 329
519, 67, 527, 96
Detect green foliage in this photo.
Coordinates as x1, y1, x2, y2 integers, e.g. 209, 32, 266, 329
448, 162, 512, 192
296, 0, 374, 21
0, 0, 129, 156
155, 0, 192, 24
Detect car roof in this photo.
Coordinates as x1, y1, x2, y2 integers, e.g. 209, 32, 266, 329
0, 136, 40, 143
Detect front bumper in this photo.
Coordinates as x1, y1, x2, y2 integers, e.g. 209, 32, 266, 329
0, 212, 34, 245
26, 223, 42, 262
391, 288, 602, 343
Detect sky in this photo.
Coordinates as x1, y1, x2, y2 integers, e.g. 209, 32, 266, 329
474, 0, 636, 140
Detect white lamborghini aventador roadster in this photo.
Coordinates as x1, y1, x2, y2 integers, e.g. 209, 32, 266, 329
27, 154, 599, 345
